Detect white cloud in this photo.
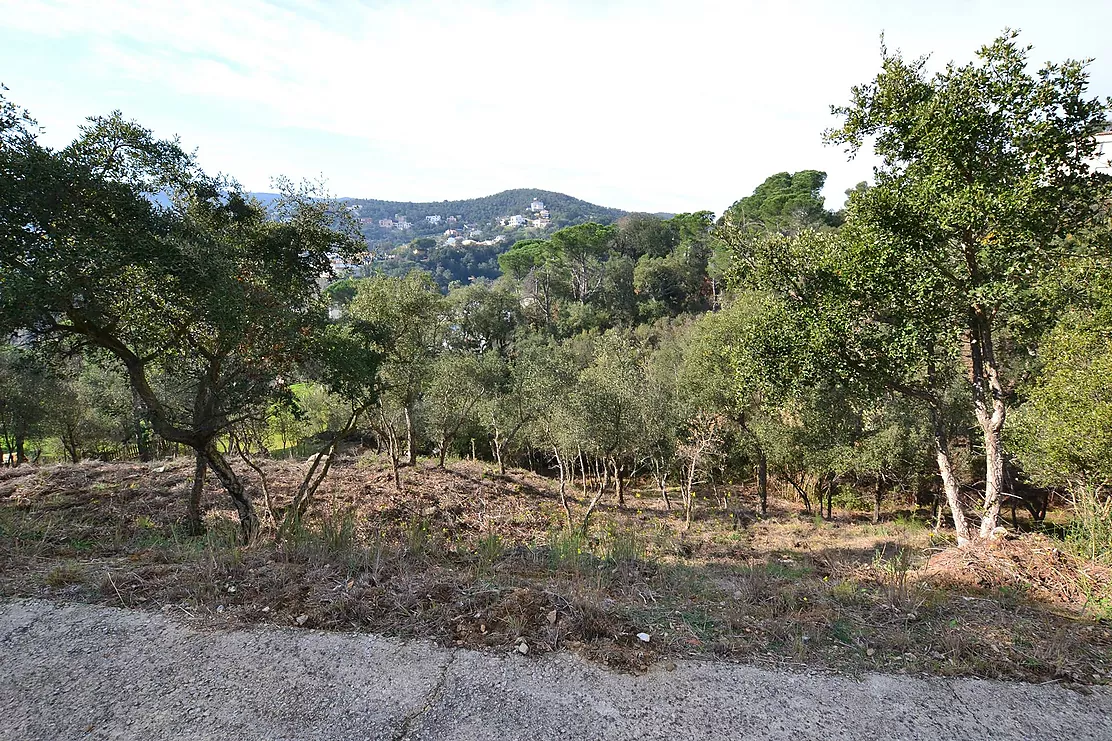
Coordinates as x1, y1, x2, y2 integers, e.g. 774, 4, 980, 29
3, 0, 1110, 213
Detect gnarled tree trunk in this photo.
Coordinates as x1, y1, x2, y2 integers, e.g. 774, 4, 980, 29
202, 443, 258, 544
185, 450, 207, 536
404, 403, 417, 467
969, 307, 1007, 539
931, 406, 971, 546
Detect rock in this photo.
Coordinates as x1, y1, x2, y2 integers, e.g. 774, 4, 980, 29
516, 642, 528, 655
636, 633, 651, 643
295, 614, 308, 626
546, 610, 558, 625
866, 648, 876, 657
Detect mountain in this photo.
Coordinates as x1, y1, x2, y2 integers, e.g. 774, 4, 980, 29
343, 188, 627, 231
247, 188, 632, 290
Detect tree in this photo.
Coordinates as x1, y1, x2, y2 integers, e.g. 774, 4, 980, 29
484, 337, 574, 476
0, 346, 58, 465
445, 282, 522, 353
570, 330, 653, 512
350, 272, 446, 467
0, 97, 368, 541
425, 352, 498, 468
549, 223, 615, 303
1011, 297, 1112, 559
825, 31, 1111, 539
721, 170, 839, 233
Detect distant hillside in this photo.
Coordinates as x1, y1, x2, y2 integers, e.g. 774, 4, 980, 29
247, 188, 632, 290
344, 189, 627, 231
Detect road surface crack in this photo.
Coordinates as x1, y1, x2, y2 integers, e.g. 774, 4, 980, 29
393, 648, 458, 741
0, 607, 48, 645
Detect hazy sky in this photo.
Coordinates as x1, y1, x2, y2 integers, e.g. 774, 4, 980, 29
3, 0, 1111, 214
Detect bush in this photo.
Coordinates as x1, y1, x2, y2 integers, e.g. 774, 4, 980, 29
1066, 484, 1112, 563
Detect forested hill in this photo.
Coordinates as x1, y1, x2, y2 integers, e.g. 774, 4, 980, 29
343, 189, 627, 227
246, 188, 632, 289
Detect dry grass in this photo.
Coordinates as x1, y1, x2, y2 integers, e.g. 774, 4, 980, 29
1, 454, 1110, 682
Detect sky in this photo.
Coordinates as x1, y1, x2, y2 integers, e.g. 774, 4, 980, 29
2, 0, 1111, 215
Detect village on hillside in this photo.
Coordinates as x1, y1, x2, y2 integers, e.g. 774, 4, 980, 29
330, 196, 557, 280
349, 196, 551, 245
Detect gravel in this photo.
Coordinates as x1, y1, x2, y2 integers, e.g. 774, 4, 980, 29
2, 598, 1110, 740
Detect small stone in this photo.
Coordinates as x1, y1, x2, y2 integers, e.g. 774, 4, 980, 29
296, 614, 308, 626
866, 648, 876, 657
636, 632, 651, 643
547, 610, 558, 625
516, 642, 528, 655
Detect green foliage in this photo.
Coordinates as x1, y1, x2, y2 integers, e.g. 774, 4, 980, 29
722, 170, 840, 232
1011, 311, 1112, 488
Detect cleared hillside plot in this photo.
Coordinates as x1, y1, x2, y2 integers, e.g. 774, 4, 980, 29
1, 455, 1109, 685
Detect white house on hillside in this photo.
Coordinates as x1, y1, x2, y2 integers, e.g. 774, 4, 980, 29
506, 214, 527, 228
426, 214, 442, 225
1091, 130, 1112, 173
378, 218, 394, 228
530, 198, 545, 212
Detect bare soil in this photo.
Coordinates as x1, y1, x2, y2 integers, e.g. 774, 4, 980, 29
2, 453, 1110, 684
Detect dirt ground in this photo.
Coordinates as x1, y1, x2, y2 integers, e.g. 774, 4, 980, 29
1, 453, 1110, 684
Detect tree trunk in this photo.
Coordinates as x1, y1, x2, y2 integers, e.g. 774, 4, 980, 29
438, 436, 449, 469
404, 404, 417, 467
653, 457, 671, 511
132, 388, 152, 462
62, 424, 79, 464
387, 434, 402, 492
492, 431, 506, 475
783, 471, 811, 512
979, 418, 1006, 538
931, 407, 971, 546
613, 459, 625, 509
284, 409, 361, 529
15, 435, 27, 466
968, 308, 1007, 539
202, 444, 258, 544
756, 454, 768, 517
185, 450, 207, 536
582, 447, 591, 494
873, 475, 883, 525
554, 447, 573, 530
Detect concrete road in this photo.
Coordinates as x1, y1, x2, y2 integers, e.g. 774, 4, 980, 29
1, 599, 1109, 740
